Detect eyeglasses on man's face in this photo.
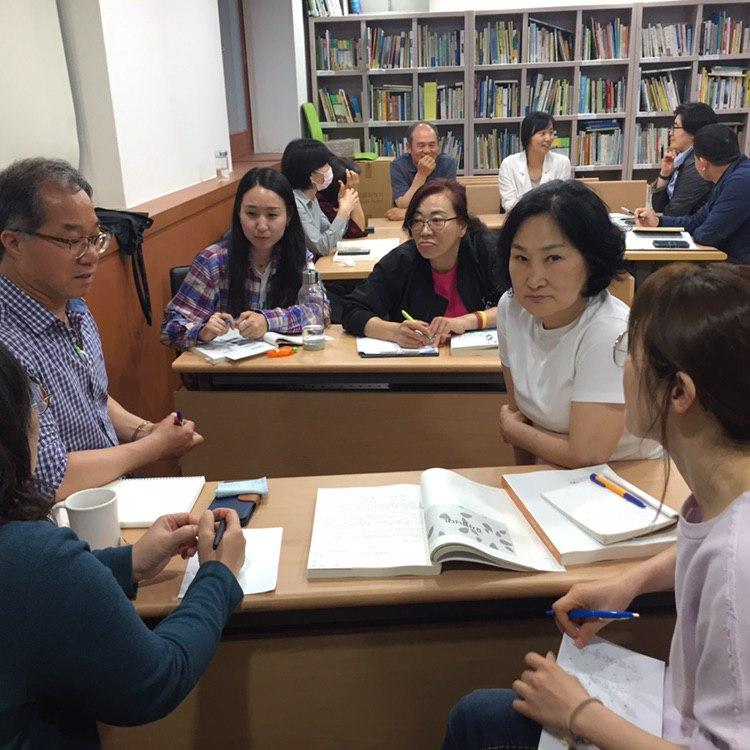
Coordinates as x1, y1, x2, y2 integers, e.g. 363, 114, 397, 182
29, 378, 51, 417
14, 228, 112, 260
407, 216, 459, 234
613, 330, 629, 367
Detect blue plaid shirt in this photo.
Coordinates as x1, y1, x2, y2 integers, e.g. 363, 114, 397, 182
0, 274, 118, 497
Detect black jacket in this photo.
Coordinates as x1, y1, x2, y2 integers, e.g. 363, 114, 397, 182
342, 229, 506, 336
651, 150, 713, 216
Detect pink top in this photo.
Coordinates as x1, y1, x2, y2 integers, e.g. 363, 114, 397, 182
431, 265, 468, 318
662, 491, 750, 748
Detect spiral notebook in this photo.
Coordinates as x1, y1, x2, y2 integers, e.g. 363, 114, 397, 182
103, 476, 206, 528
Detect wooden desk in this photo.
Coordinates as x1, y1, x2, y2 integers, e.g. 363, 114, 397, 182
101, 461, 684, 750
172, 326, 508, 479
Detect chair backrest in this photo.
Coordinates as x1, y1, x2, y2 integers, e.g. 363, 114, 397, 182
465, 183, 501, 214
586, 180, 648, 213
169, 266, 190, 298
302, 103, 324, 142
607, 272, 635, 307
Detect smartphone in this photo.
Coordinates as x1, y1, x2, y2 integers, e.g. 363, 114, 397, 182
207, 494, 257, 526
652, 240, 690, 249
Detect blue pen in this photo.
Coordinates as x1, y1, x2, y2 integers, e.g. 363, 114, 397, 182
546, 609, 640, 620
590, 473, 647, 509
174, 410, 183, 426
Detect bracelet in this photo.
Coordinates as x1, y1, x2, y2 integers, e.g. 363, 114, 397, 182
566, 696, 602, 741
478, 310, 488, 329
130, 420, 152, 443
473, 311, 483, 330
658, 174, 671, 180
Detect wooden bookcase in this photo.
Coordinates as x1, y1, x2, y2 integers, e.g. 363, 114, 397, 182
307, 1, 750, 179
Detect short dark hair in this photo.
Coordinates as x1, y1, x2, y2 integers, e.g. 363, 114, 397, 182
318, 155, 361, 205
497, 180, 626, 296
0, 343, 53, 523
520, 111, 555, 151
673, 102, 717, 136
407, 122, 438, 145
227, 168, 307, 317
693, 123, 741, 166
0, 158, 92, 259
280, 138, 333, 190
402, 178, 484, 235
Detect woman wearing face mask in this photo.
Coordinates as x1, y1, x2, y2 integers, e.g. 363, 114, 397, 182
498, 111, 572, 213
281, 138, 363, 257
160, 167, 330, 350
496, 179, 661, 468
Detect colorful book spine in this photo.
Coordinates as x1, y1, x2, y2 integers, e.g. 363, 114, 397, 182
475, 20, 520, 65
474, 129, 521, 169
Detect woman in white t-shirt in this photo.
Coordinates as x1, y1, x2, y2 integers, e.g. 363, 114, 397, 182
496, 179, 660, 467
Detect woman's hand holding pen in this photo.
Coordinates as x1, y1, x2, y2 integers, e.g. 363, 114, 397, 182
198, 312, 234, 342
197, 508, 245, 577
396, 319, 432, 348
236, 311, 268, 339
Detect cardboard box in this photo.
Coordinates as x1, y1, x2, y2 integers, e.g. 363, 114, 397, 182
325, 138, 361, 158
356, 157, 393, 219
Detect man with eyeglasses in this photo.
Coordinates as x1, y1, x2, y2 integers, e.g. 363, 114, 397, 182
0, 158, 203, 500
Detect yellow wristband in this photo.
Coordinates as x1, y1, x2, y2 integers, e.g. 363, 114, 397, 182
478, 310, 488, 329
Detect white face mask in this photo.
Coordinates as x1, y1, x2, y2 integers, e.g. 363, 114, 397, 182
312, 166, 334, 191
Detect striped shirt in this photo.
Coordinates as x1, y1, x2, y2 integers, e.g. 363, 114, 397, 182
160, 241, 330, 350
0, 273, 118, 497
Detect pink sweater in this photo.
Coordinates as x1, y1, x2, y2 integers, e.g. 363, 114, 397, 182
662, 491, 750, 748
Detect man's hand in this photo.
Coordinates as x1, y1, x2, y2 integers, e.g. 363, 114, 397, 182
146, 413, 204, 460
417, 155, 436, 178
633, 207, 659, 227
385, 207, 406, 222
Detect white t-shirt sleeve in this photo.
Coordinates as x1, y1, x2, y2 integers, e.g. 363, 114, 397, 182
571, 315, 628, 404
496, 291, 511, 364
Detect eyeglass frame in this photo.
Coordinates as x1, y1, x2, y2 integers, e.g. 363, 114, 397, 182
29, 377, 52, 417
11, 228, 112, 260
407, 216, 460, 234
612, 330, 629, 367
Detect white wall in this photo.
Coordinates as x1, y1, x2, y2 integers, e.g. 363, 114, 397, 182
0, 0, 79, 170
243, 0, 307, 152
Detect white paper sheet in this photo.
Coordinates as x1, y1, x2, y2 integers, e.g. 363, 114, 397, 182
178, 527, 283, 597
538, 634, 665, 749
625, 229, 696, 249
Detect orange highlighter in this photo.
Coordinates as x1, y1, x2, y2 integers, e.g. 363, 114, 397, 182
266, 346, 296, 359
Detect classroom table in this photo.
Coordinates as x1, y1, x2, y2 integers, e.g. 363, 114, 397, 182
100, 460, 686, 750
172, 325, 508, 480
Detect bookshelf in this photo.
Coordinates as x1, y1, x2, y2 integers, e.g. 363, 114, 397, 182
308, 2, 750, 179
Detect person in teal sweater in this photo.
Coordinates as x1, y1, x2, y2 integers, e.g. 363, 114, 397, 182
0, 342, 246, 749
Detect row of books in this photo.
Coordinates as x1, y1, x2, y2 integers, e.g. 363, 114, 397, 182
475, 20, 520, 65
417, 28, 464, 68
697, 66, 750, 110
474, 129, 521, 170
700, 12, 750, 55
583, 17, 630, 60
579, 76, 626, 114
365, 133, 463, 166
641, 22, 693, 59
475, 77, 520, 119
527, 19, 574, 63
639, 68, 687, 113
634, 124, 670, 165
315, 33, 360, 71
418, 82, 464, 120
318, 87, 363, 123
368, 83, 413, 121
438, 131, 464, 167
527, 73, 572, 116
368, 28, 413, 69
306, 0, 360, 16
577, 120, 623, 165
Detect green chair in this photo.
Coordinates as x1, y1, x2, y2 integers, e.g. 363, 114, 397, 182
301, 102, 377, 161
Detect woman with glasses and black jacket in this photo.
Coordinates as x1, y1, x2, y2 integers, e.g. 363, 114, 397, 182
342, 180, 506, 348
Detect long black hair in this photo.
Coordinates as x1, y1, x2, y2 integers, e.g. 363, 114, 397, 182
0, 343, 52, 524
227, 168, 307, 318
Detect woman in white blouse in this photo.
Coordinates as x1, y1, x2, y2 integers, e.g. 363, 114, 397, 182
498, 112, 572, 213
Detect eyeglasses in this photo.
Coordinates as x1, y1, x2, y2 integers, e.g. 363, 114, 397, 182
14, 229, 112, 260
29, 378, 51, 417
408, 216, 459, 233
671, 124, 685, 131
613, 330, 629, 367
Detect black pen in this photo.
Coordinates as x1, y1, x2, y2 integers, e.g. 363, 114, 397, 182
212, 517, 227, 550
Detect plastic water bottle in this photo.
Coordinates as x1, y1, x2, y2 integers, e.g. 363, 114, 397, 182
298, 268, 326, 351
215, 149, 231, 181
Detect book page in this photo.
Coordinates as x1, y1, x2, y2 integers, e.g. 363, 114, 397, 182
538, 634, 664, 749
193, 328, 274, 362
420, 469, 563, 572
307, 485, 436, 576
450, 329, 499, 351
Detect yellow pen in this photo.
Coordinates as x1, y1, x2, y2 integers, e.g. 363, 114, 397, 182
401, 309, 434, 345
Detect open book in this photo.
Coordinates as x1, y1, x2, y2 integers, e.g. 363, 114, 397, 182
503, 464, 678, 565
306, 468, 564, 579
192, 328, 304, 364
356, 336, 438, 357
450, 329, 499, 356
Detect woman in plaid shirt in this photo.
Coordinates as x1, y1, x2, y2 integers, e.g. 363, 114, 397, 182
160, 168, 330, 350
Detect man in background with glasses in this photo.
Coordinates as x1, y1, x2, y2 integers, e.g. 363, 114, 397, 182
0, 158, 202, 500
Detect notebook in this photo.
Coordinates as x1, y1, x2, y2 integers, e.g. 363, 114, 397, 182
538, 634, 664, 749
450, 329, 499, 356
306, 468, 564, 579
104, 475, 206, 528
192, 329, 308, 364
335, 237, 401, 262
356, 337, 438, 357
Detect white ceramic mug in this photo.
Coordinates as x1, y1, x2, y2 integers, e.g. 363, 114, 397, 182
53, 488, 121, 550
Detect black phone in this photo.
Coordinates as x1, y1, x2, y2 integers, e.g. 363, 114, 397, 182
207, 494, 256, 526
652, 240, 690, 249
